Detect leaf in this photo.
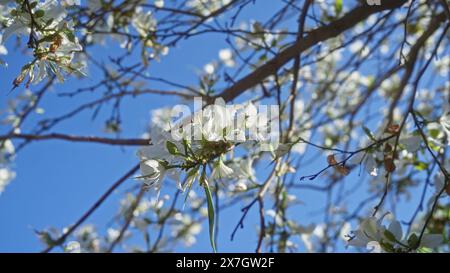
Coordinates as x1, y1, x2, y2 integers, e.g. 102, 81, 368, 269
29, 1, 38, 9
182, 167, 199, 208
362, 126, 377, 141
166, 141, 179, 155
335, 0, 343, 15
413, 161, 428, 171
407, 233, 419, 248
384, 230, 397, 242
379, 241, 394, 253
202, 177, 217, 253
34, 9, 45, 18
63, 29, 76, 43
48, 61, 64, 82
429, 128, 440, 139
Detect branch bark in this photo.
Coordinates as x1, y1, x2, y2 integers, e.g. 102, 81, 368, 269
1, 133, 150, 146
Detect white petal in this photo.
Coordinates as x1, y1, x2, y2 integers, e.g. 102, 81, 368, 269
420, 234, 443, 248
388, 220, 403, 241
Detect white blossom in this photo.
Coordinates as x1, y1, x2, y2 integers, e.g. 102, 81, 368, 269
0, 168, 15, 195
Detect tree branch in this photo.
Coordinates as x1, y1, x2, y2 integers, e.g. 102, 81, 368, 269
215, 0, 408, 102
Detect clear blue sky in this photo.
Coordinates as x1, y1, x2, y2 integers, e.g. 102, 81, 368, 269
0, 1, 426, 253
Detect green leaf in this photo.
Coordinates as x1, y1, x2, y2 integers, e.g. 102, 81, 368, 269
34, 9, 45, 18
414, 161, 428, 171
166, 141, 179, 155
63, 29, 76, 43
182, 166, 199, 207
29, 1, 38, 9
335, 0, 343, 15
362, 126, 377, 142
45, 18, 54, 27
407, 233, 419, 248
379, 241, 395, 253
384, 230, 397, 242
202, 177, 217, 253
429, 129, 440, 139
48, 61, 64, 82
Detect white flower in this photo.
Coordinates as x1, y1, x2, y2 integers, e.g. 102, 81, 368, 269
400, 135, 421, 152
348, 213, 443, 252
65, 241, 81, 253
433, 172, 448, 197
139, 159, 166, 191
351, 152, 378, 177
198, 98, 235, 141
434, 55, 450, 76
347, 217, 384, 248
299, 224, 326, 253
151, 107, 174, 131
3, 0, 67, 43
440, 110, 450, 145
266, 209, 284, 226
211, 158, 233, 180
138, 128, 181, 164
0, 168, 15, 195
106, 228, 120, 242
218, 48, 235, 67
233, 181, 247, 192
349, 40, 370, 58
0, 35, 7, 54
229, 157, 255, 180
171, 213, 202, 247
154, 0, 164, 8
419, 234, 443, 249
290, 99, 312, 154
132, 8, 157, 38
366, 241, 382, 253
204, 63, 215, 74
0, 139, 15, 163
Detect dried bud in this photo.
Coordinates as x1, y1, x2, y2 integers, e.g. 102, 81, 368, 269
384, 155, 396, 173
384, 143, 392, 153
327, 154, 338, 165
336, 165, 350, 176
385, 124, 400, 134
13, 74, 25, 88
49, 35, 63, 53
327, 154, 349, 176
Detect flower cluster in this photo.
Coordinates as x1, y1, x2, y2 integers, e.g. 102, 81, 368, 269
136, 99, 277, 196
347, 214, 443, 253
0, 139, 15, 196
0, 0, 85, 87
82, 0, 168, 66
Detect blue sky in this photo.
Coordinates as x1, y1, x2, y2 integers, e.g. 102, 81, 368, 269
0, 1, 432, 253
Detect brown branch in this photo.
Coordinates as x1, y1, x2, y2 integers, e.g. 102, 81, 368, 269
1, 133, 150, 146
255, 197, 266, 253
287, 0, 312, 140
